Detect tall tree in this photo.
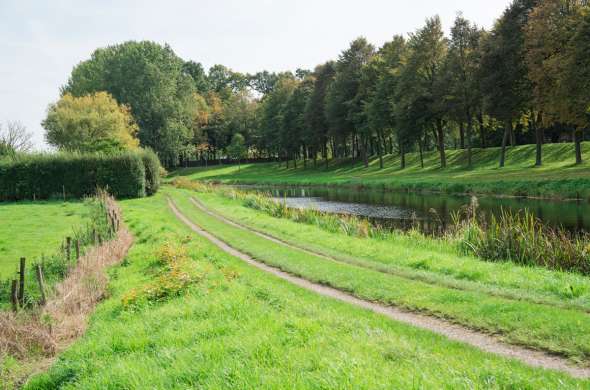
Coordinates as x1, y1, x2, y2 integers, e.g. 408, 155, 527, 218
326, 37, 375, 164
525, 0, 589, 164
480, 0, 537, 167
447, 14, 483, 168
63, 41, 195, 165
304, 62, 336, 168
400, 16, 449, 168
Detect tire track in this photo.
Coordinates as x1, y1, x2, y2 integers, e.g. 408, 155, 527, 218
189, 196, 590, 314
168, 197, 590, 379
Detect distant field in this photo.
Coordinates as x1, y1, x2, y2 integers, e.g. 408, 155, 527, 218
172, 142, 590, 199
0, 201, 86, 279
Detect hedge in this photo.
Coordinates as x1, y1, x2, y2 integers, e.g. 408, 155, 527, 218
141, 149, 161, 196
0, 150, 161, 201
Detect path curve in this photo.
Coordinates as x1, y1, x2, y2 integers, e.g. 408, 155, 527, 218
168, 197, 590, 379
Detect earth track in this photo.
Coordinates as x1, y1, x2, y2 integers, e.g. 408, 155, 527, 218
189, 195, 590, 314
168, 197, 590, 379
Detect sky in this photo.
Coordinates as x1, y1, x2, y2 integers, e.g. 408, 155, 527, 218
0, 0, 510, 149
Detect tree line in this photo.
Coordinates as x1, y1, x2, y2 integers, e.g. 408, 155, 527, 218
43, 0, 590, 168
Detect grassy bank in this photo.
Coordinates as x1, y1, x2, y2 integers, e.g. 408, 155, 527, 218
167, 187, 590, 363
22, 192, 589, 388
0, 201, 86, 279
172, 142, 590, 200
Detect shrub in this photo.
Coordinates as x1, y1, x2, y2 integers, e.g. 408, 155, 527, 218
121, 242, 205, 309
0, 151, 159, 201
140, 149, 162, 196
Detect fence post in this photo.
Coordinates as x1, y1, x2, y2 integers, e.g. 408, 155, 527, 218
98, 234, 103, 245
66, 236, 71, 262
11, 280, 18, 312
76, 239, 80, 260
18, 257, 25, 306
93, 228, 97, 244
35, 264, 46, 306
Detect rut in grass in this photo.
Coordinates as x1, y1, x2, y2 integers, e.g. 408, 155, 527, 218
187, 195, 590, 314
168, 197, 590, 379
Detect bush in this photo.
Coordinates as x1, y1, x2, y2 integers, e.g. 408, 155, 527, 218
140, 149, 161, 196
0, 151, 162, 201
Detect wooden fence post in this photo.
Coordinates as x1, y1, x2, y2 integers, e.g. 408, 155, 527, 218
11, 280, 18, 312
18, 257, 25, 306
35, 264, 46, 306
76, 239, 80, 260
93, 229, 97, 244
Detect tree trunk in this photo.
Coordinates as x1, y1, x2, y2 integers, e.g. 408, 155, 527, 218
362, 136, 369, 168
459, 122, 465, 149
499, 119, 511, 168
400, 142, 406, 169
466, 115, 473, 168
436, 119, 446, 168
574, 129, 583, 164
478, 111, 486, 149
510, 125, 516, 147
418, 138, 424, 169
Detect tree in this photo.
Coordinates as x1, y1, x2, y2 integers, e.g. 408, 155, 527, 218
0, 121, 34, 156
400, 16, 449, 168
182, 61, 210, 93
480, 0, 537, 167
304, 62, 336, 168
282, 77, 314, 167
43, 92, 139, 153
447, 14, 483, 168
325, 37, 375, 165
63, 41, 196, 165
365, 36, 407, 169
227, 133, 247, 171
525, 0, 589, 164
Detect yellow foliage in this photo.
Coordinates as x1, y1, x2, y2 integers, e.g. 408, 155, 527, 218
43, 91, 139, 152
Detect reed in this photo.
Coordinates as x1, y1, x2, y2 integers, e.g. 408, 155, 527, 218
452, 197, 590, 275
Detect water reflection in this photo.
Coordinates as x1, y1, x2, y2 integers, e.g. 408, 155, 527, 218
236, 185, 590, 234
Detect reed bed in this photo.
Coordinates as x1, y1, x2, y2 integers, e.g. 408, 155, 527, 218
452, 197, 590, 275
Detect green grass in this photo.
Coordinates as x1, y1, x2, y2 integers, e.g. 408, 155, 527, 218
23, 192, 590, 388
193, 190, 590, 311
171, 142, 590, 199
0, 201, 86, 279
166, 187, 590, 363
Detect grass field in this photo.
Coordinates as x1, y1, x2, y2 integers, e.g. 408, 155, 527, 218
165, 187, 590, 364
171, 142, 590, 199
0, 201, 87, 279
22, 191, 589, 388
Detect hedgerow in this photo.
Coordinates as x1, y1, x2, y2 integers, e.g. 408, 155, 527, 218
0, 150, 162, 201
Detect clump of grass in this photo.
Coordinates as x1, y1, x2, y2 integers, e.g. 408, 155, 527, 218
452, 197, 590, 275
121, 242, 207, 309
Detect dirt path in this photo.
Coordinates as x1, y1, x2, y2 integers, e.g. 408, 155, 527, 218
189, 196, 590, 314
168, 197, 590, 379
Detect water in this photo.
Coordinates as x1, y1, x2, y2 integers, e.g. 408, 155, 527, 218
236, 185, 590, 234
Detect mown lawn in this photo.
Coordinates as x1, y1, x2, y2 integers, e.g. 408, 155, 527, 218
171, 142, 590, 199
24, 192, 589, 388
167, 187, 590, 364
0, 201, 87, 279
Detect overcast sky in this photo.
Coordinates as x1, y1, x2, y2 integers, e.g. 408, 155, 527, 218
0, 0, 510, 149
